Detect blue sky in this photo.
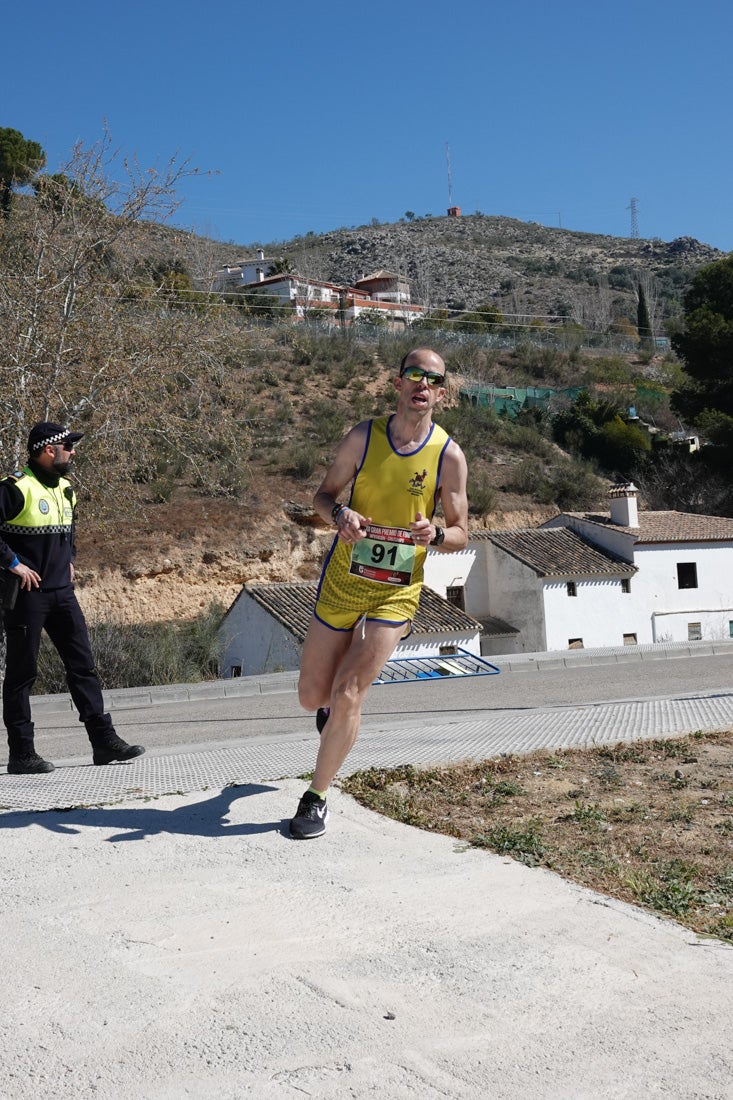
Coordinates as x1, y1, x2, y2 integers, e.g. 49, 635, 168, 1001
4, 0, 731, 251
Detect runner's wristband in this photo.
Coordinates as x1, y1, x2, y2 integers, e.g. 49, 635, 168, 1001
331, 503, 346, 523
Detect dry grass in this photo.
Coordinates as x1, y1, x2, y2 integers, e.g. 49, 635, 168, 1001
341, 729, 733, 943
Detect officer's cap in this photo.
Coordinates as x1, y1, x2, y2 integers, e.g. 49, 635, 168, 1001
28, 422, 84, 454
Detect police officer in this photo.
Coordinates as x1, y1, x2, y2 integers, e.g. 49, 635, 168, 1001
0, 422, 145, 774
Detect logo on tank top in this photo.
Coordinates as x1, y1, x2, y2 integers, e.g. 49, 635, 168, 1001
408, 469, 428, 497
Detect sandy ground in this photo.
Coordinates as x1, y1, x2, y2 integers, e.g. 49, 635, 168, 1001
0, 779, 731, 1099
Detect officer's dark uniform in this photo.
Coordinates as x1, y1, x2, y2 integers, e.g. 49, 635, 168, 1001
0, 423, 144, 772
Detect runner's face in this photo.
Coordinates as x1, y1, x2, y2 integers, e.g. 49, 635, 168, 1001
396, 354, 446, 412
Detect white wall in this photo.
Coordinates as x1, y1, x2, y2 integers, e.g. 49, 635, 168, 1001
220, 597, 302, 677
542, 577, 640, 649
633, 543, 733, 643
465, 542, 492, 618
424, 547, 476, 600
486, 543, 546, 651
517, 541, 733, 650
651, 610, 733, 643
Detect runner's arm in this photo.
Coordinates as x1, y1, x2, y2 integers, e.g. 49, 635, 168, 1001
313, 422, 370, 540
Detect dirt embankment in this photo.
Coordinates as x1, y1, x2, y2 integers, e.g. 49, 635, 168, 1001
73, 493, 555, 624
73, 493, 331, 623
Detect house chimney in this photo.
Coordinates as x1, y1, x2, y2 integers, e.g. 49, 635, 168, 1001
257, 248, 265, 261
608, 482, 639, 527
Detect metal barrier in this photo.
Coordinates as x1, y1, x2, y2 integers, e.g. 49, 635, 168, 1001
374, 648, 501, 685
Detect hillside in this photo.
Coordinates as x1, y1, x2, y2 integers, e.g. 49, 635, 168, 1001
255, 214, 723, 328
71, 328, 637, 628
6, 206, 722, 627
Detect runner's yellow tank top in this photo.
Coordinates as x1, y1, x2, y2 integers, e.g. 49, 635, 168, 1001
316, 415, 451, 619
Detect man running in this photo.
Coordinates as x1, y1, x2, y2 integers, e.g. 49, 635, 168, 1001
291, 348, 468, 838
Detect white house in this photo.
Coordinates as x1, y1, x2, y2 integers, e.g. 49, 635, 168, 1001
219, 581, 482, 678
541, 483, 733, 647
446, 483, 733, 653
213, 248, 273, 288
213, 257, 424, 329
423, 543, 518, 655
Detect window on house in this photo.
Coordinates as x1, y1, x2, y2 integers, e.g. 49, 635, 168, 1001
729, 621, 733, 639
567, 581, 577, 597
688, 622, 702, 641
677, 562, 698, 589
623, 633, 637, 645
446, 585, 466, 611
439, 644, 457, 656
568, 638, 584, 649
230, 664, 242, 677
621, 578, 631, 594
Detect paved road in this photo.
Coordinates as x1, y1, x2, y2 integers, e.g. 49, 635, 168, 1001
30, 647, 733, 763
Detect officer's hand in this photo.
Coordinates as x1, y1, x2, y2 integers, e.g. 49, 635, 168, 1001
11, 563, 41, 591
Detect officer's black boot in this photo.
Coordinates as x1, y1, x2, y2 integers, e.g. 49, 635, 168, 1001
7, 737, 55, 774
86, 715, 145, 766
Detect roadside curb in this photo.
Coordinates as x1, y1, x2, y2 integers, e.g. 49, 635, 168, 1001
29, 639, 733, 715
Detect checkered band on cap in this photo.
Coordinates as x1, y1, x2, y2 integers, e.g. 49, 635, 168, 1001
27, 421, 84, 453
32, 428, 68, 451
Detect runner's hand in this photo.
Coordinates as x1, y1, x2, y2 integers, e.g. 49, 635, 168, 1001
410, 511, 433, 545
336, 507, 369, 543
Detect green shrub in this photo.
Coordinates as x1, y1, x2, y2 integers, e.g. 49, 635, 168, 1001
286, 442, 320, 480
467, 472, 497, 515
34, 602, 226, 693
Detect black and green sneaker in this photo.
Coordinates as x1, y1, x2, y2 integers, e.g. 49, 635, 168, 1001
289, 790, 329, 839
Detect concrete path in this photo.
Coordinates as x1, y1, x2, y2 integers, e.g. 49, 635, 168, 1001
0, 645, 731, 1098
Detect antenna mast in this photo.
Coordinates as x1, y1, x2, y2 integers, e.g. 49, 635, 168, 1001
445, 143, 461, 217
446, 142, 453, 207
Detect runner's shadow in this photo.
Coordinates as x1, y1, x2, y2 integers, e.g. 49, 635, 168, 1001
0, 783, 283, 841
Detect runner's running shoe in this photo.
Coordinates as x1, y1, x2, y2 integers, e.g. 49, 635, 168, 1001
289, 790, 329, 839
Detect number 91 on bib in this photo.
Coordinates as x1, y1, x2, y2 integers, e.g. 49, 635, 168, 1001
348, 524, 416, 587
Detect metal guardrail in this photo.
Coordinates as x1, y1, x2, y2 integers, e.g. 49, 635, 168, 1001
374, 648, 501, 685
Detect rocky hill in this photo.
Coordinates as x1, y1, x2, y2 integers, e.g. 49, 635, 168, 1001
254, 214, 724, 326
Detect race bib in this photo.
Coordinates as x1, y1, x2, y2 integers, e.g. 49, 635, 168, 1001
349, 524, 416, 586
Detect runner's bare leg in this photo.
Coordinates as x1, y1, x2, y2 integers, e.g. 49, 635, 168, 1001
302, 619, 405, 792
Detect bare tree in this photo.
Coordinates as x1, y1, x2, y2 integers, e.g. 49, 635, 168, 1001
0, 130, 255, 518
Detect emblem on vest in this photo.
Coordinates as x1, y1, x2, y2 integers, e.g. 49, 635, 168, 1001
39, 500, 50, 514
408, 469, 428, 497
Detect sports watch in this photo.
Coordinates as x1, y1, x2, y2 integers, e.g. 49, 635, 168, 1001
430, 525, 445, 546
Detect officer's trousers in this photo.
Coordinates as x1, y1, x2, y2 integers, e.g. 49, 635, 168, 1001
2, 586, 114, 755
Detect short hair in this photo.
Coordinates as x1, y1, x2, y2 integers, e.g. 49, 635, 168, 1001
399, 350, 447, 375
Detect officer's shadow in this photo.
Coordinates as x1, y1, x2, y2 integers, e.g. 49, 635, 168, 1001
0, 783, 288, 841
